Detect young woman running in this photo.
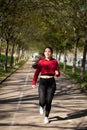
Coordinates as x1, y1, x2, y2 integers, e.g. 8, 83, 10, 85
32, 47, 60, 124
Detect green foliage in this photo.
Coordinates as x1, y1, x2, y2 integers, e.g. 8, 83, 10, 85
0, 0, 87, 55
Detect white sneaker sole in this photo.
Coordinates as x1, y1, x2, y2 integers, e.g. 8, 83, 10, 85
40, 106, 44, 115
44, 117, 49, 124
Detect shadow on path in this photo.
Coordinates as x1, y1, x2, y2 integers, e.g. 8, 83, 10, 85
49, 109, 87, 122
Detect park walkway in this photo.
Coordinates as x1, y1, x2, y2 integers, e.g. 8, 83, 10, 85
0, 60, 87, 130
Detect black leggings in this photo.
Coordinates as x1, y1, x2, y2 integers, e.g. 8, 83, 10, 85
38, 78, 56, 117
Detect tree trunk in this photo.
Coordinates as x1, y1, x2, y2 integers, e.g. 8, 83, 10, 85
0, 39, 1, 55
63, 46, 67, 71
17, 46, 20, 63
10, 39, 15, 67
58, 50, 61, 62
72, 37, 79, 75
55, 48, 58, 60
80, 35, 87, 79
4, 39, 9, 72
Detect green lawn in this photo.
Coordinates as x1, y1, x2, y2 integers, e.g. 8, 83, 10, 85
59, 63, 87, 90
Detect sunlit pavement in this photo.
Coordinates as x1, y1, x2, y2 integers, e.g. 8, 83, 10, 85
0, 60, 87, 130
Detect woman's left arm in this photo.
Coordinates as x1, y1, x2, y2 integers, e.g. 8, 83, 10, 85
55, 61, 60, 77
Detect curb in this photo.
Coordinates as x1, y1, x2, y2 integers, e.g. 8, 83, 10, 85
0, 67, 19, 85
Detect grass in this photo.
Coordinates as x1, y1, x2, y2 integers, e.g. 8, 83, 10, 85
0, 54, 5, 61
0, 54, 12, 64
0, 55, 28, 81
59, 62, 87, 91
0, 65, 15, 79
16, 59, 26, 67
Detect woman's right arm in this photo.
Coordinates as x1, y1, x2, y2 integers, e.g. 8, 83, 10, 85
32, 62, 41, 87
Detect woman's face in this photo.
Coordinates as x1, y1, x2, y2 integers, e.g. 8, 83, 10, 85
44, 48, 52, 59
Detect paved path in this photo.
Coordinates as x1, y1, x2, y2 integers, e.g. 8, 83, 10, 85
0, 60, 87, 130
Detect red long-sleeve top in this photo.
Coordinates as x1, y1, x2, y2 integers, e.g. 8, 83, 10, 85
32, 58, 60, 85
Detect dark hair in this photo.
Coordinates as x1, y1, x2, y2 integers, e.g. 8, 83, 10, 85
45, 46, 53, 54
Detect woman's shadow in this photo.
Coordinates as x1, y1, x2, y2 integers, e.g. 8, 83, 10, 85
49, 109, 87, 123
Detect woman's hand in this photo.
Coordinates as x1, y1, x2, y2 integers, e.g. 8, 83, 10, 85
55, 70, 60, 76
32, 85, 36, 88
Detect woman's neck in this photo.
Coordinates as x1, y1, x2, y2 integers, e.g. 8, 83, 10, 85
45, 57, 52, 61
